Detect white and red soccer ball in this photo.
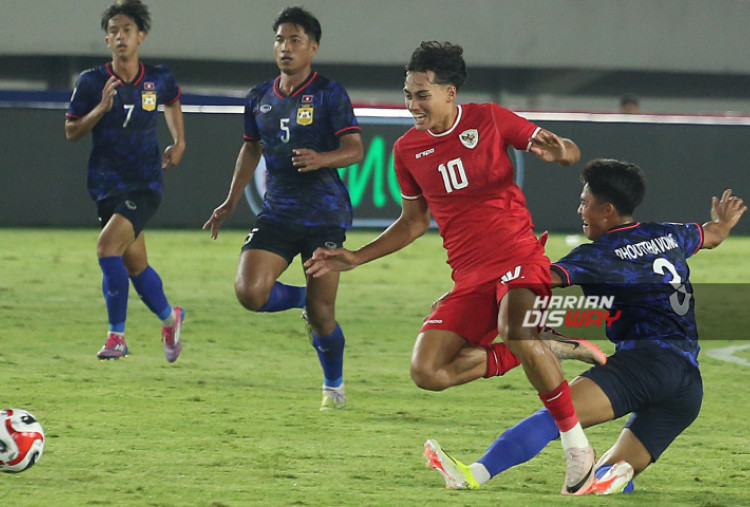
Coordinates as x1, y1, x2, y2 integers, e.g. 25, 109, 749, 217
0, 409, 45, 473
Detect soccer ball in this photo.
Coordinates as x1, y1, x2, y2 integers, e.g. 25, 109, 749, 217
0, 409, 45, 473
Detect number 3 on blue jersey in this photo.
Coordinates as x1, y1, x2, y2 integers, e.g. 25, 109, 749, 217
652, 257, 692, 316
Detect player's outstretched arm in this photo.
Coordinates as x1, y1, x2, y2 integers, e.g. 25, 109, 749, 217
702, 189, 747, 249
293, 132, 364, 173
203, 140, 262, 239
305, 196, 430, 278
162, 100, 186, 169
65, 76, 121, 142
529, 129, 581, 166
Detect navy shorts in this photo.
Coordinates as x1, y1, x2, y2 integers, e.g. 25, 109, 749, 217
96, 191, 161, 238
241, 218, 346, 264
581, 345, 703, 462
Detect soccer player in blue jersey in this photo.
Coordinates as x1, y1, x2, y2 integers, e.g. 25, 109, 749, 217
203, 6, 364, 410
65, 0, 186, 362
423, 159, 746, 494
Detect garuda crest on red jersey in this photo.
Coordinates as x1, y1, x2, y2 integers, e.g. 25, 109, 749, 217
459, 129, 478, 149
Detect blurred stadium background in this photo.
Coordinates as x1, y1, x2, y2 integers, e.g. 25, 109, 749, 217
2, 0, 749, 232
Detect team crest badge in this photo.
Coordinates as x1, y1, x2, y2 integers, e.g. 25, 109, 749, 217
142, 91, 157, 111
459, 129, 479, 149
297, 105, 314, 126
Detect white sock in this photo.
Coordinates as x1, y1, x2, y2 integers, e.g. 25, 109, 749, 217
470, 462, 491, 485
559, 422, 589, 450
161, 310, 176, 328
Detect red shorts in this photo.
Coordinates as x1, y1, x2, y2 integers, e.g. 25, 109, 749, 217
421, 256, 551, 347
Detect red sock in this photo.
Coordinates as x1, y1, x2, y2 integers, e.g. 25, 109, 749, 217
483, 342, 521, 378
539, 381, 578, 432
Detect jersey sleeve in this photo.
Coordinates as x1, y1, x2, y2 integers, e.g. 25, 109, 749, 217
393, 137, 422, 199
490, 103, 539, 152
156, 66, 181, 105
664, 222, 704, 258
66, 72, 97, 119
551, 244, 603, 287
326, 82, 361, 137
243, 90, 260, 142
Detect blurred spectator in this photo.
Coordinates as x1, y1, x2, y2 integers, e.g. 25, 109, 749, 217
619, 93, 640, 113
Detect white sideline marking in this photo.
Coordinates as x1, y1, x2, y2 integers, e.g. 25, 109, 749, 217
705, 344, 750, 367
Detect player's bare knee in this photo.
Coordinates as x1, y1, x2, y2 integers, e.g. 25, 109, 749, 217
410, 362, 446, 391
234, 282, 268, 311
125, 265, 146, 278
304, 304, 336, 334
96, 240, 121, 259
307, 314, 336, 336
123, 257, 147, 277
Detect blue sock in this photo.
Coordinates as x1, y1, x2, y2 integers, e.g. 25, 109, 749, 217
130, 265, 172, 320
311, 323, 345, 387
99, 256, 129, 333
258, 282, 306, 313
478, 408, 560, 478
595, 464, 635, 493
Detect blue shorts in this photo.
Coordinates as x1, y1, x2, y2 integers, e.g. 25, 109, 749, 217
581, 345, 703, 462
96, 191, 160, 238
241, 218, 346, 264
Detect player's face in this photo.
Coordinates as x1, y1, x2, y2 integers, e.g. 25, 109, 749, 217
274, 23, 318, 75
577, 184, 610, 240
105, 15, 144, 60
403, 71, 457, 132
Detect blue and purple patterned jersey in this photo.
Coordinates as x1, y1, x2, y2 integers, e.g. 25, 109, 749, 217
66, 62, 181, 201
551, 222, 704, 367
244, 71, 361, 228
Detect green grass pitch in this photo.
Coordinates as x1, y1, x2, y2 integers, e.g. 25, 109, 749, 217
1, 228, 749, 506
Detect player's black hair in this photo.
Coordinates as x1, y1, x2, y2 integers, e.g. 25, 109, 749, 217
405, 41, 467, 91
582, 159, 646, 216
273, 6, 322, 43
101, 0, 152, 33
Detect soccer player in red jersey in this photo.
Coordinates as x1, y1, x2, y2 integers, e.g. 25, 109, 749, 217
307, 41, 594, 494
305, 41, 595, 494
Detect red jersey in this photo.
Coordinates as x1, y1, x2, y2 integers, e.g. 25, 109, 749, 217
393, 103, 542, 281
